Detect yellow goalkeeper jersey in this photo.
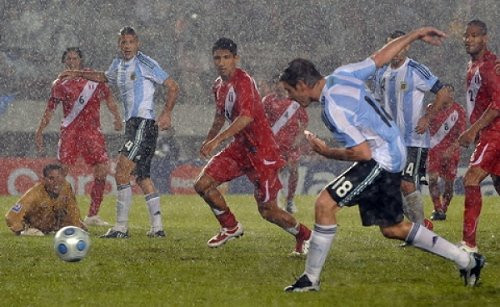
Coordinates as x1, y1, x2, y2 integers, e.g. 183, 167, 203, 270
5, 180, 85, 234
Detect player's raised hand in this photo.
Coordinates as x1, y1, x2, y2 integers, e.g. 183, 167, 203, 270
414, 27, 447, 46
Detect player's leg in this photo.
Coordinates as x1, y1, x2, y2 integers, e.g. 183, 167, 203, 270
82, 130, 110, 226
277, 165, 289, 210
461, 165, 489, 251
285, 159, 300, 214
491, 174, 500, 195
428, 172, 444, 220
193, 145, 245, 247
401, 147, 426, 225
441, 153, 460, 215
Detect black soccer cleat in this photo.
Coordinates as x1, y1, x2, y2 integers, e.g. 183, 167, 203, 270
460, 253, 485, 287
284, 274, 320, 292
100, 228, 129, 238
430, 210, 446, 221
147, 230, 166, 238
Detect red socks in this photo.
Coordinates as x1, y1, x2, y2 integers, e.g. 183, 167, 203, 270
463, 186, 482, 247
215, 209, 238, 229
88, 179, 105, 217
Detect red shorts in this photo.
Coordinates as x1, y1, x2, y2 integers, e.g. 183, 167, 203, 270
427, 149, 460, 180
204, 143, 283, 204
469, 136, 500, 176
58, 127, 108, 166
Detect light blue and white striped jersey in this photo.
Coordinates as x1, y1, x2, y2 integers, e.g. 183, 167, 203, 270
321, 57, 407, 173
373, 57, 441, 148
105, 51, 169, 121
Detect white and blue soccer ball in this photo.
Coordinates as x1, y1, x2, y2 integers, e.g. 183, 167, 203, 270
54, 226, 90, 262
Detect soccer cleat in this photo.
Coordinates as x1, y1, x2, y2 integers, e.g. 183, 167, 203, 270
430, 210, 446, 221
286, 201, 298, 214
84, 215, 111, 227
100, 228, 129, 238
146, 229, 166, 238
207, 222, 244, 248
290, 235, 311, 256
458, 241, 479, 253
459, 253, 485, 287
284, 274, 320, 292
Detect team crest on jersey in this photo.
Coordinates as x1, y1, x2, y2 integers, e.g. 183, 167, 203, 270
11, 203, 22, 213
400, 82, 407, 91
130, 72, 136, 80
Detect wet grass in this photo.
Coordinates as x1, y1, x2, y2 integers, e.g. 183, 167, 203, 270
0, 194, 499, 306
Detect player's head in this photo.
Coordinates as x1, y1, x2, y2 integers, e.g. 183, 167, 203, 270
42, 164, 65, 196
118, 26, 139, 60
464, 20, 488, 57
212, 38, 239, 80
61, 47, 83, 70
279, 58, 322, 107
386, 30, 408, 67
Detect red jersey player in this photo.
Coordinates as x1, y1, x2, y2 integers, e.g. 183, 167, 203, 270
262, 80, 309, 214
35, 47, 122, 227
193, 38, 311, 255
458, 20, 500, 252
427, 85, 466, 221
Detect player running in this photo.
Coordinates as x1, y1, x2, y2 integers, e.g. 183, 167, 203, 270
5, 164, 86, 235
35, 47, 122, 227
280, 27, 485, 292
458, 20, 500, 252
59, 27, 179, 238
427, 84, 466, 221
194, 38, 312, 255
262, 79, 309, 214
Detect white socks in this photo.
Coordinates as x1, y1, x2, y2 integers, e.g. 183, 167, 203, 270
146, 192, 163, 232
406, 223, 471, 269
403, 191, 424, 225
115, 184, 132, 232
304, 224, 337, 284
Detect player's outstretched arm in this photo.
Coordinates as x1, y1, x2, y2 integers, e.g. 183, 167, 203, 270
304, 130, 372, 161
35, 106, 55, 152
157, 77, 180, 131
371, 27, 446, 68
58, 70, 108, 83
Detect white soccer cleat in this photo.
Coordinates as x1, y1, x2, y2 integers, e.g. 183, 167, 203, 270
207, 222, 244, 248
84, 215, 111, 227
290, 235, 311, 256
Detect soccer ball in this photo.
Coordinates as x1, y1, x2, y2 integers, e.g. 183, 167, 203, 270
53, 226, 91, 262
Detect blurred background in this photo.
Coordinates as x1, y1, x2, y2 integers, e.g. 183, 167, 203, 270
0, 0, 498, 195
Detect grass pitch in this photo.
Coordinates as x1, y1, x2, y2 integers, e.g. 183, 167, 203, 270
0, 194, 499, 306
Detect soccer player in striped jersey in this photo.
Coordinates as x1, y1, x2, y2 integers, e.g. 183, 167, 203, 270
35, 47, 123, 227
458, 20, 500, 252
373, 30, 450, 229
427, 84, 466, 221
60, 27, 179, 238
281, 27, 484, 292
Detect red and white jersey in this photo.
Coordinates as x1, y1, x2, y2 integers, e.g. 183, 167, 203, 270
212, 68, 282, 163
466, 50, 500, 137
262, 93, 308, 152
429, 102, 466, 153
48, 68, 110, 131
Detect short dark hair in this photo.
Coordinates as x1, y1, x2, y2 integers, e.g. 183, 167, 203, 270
467, 19, 487, 35
42, 163, 63, 177
212, 37, 237, 55
388, 30, 406, 40
119, 26, 138, 37
279, 58, 322, 88
61, 47, 83, 63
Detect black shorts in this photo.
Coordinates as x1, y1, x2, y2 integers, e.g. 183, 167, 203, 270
119, 117, 158, 179
402, 147, 428, 185
325, 159, 404, 227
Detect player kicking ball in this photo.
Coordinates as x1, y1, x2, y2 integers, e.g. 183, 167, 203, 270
280, 27, 485, 292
